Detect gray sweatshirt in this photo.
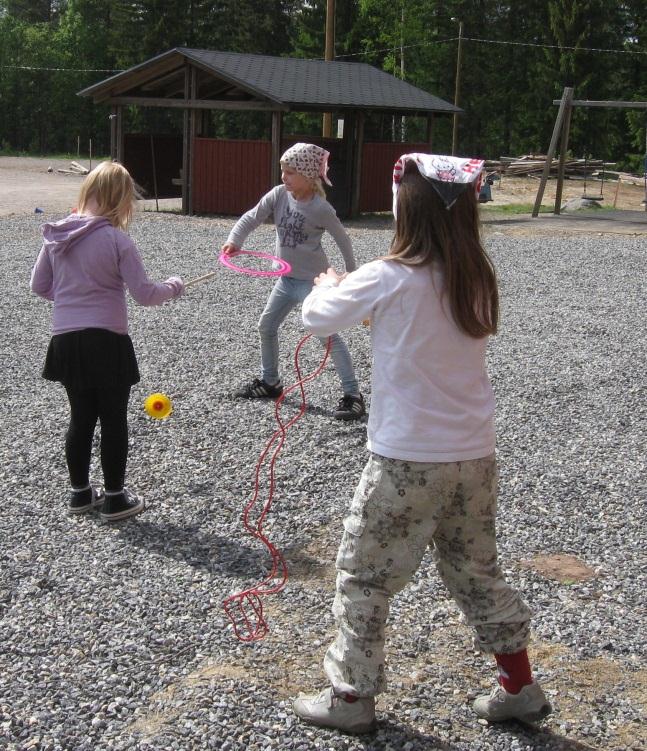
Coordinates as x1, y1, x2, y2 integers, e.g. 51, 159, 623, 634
226, 185, 356, 281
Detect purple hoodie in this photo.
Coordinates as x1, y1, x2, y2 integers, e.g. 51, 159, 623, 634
30, 214, 183, 335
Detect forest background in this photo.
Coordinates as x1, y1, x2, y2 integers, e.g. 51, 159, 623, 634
1, 0, 646, 172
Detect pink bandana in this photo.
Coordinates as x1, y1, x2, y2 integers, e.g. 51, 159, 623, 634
393, 153, 484, 213
280, 142, 333, 186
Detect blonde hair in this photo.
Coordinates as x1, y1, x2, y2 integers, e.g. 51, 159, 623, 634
279, 161, 326, 198
312, 177, 326, 198
77, 161, 137, 230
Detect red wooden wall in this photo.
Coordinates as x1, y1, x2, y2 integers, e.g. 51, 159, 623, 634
192, 138, 271, 214
358, 142, 431, 213
191, 138, 432, 216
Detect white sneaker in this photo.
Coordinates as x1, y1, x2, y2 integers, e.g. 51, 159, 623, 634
473, 681, 552, 723
292, 687, 376, 734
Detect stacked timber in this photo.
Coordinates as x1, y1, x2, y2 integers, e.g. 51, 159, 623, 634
484, 155, 614, 178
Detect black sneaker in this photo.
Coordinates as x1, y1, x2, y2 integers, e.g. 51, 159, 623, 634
69, 485, 105, 514
235, 378, 283, 399
100, 488, 145, 522
334, 393, 366, 421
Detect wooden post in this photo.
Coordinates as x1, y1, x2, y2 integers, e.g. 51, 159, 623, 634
188, 66, 198, 215
182, 64, 190, 214
109, 105, 125, 162
532, 86, 573, 217
612, 176, 621, 208
341, 110, 355, 218
150, 135, 159, 212
271, 111, 283, 187
426, 114, 434, 148
322, 0, 334, 137
110, 107, 117, 161
553, 96, 574, 214
350, 111, 365, 218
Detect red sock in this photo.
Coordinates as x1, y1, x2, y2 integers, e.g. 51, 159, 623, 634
340, 693, 359, 703
494, 649, 533, 694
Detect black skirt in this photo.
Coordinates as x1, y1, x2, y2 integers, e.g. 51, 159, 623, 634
42, 328, 140, 389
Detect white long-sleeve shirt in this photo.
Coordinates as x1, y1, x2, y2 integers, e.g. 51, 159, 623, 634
302, 259, 496, 462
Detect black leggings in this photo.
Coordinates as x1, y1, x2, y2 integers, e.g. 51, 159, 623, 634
64, 384, 131, 492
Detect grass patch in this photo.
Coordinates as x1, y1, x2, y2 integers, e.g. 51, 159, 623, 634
479, 203, 553, 215
480, 201, 619, 215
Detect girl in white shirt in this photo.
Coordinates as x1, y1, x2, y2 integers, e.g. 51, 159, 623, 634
293, 154, 551, 733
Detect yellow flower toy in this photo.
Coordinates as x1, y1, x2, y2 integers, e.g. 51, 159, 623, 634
144, 392, 172, 419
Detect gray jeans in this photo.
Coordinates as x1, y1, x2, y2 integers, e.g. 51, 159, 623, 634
324, 453, 532, 696
258, 277, 359, 395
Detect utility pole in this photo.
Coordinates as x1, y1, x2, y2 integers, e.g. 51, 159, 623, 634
323, 0, 335, 138
451, 19, 463, 155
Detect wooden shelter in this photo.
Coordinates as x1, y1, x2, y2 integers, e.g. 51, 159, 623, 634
78, 48, 460, 217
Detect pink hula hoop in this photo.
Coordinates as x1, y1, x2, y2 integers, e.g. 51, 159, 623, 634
219, 249, 291, 277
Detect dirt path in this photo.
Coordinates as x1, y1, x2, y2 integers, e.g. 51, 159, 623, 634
0, 156, 180, 216
0, 156, 87, 216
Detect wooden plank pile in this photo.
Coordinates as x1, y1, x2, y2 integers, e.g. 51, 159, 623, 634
56, 161, 90, 176
485, 154, 614, 178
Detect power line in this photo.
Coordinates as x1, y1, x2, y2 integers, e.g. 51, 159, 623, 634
1, 65, 123, 72
335, 35, 647, 60
3, 33, 646, 73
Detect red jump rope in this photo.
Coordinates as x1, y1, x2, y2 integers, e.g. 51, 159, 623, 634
194, 249, 332, 641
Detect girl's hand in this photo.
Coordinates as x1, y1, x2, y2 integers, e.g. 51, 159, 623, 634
221, 243, 240, 256
314, 267, 343, 286
166, 276, 185, 297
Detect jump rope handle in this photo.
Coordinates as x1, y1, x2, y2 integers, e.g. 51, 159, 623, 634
184, 270, 218, 288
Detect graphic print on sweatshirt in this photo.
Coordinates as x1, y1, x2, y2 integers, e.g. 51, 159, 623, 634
278, 206, 308, 248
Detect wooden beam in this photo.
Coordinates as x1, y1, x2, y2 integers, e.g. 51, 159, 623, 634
350, 111, 365, 218
110, 105, 123, 162
110, 105, 118, 161
107, 96, 288, 111
182, 66, 190, 215
341, 111, 355, 219
92, 56, 184, 102
271, 111, 283, 187
532, 86, 573, 218
553, 97, 574, 214
552, 99, 647, 109
188, 66, 197, 215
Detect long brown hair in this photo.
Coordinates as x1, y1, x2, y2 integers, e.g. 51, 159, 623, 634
389, 163, 499, 337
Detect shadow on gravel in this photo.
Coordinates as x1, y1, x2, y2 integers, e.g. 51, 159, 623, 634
115, 520, 266, 574
373, 716, 456, 749
115, 520, 326, 579
490, 722, 597, 750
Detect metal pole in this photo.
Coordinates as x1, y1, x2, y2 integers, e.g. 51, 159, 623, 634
451, 21, 463, 155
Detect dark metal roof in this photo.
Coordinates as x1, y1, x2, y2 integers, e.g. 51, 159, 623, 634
78, 47, 460, 115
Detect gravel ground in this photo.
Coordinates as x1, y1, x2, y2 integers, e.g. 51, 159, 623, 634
0, 210, 645, 751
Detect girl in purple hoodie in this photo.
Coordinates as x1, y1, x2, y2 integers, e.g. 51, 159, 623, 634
30, 161, 184, 521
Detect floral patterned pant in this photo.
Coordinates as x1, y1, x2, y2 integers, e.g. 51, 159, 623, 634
323, 453, 532, 697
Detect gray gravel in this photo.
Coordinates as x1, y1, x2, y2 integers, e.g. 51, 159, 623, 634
1, 210, 645, 751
